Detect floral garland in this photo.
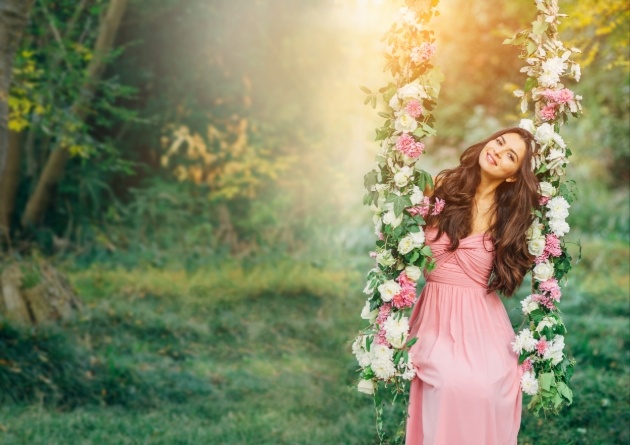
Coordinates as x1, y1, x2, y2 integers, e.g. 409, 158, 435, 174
352, 1, 443, 442
353, 0, 583, 440
505, 0, 582, 415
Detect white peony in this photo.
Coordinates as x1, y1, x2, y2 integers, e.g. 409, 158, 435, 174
543, 335, 565, 365
542, 57, 566, 78
533, 261, 555, 282
519, 118, 536, 134
394, 166, 413, 187
521, 295, 539, 315
410, 186, 424, 205
512, 328, 538, 354
394, 112, 418, 133
352, 335, 372, 368
538, 72, 559, 88
361, 300, 378, 322
383, 314, 410, 349
546, 196, 570, 220
528, 237, 546, 257
535, 123, 555, 145
376, 249, 396, 267
398, 235, 415, 255
357, 379, 376, 395
405, 265, 421, 282
370, 344, 396, 380
378, 280, 402, 303
548, 218, 570, 237
409, 228, 425, 247
521, 370, 539, 396
539, 181, 556, 198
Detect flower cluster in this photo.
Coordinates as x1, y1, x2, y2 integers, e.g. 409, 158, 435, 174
353, 1, 444, 425
505, 0, 580, 416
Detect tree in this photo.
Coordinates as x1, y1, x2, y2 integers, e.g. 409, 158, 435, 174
0, 0, 34, 178
21, 0, 128, 227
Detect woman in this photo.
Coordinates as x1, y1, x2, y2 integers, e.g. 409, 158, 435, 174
405, 127, 540, 445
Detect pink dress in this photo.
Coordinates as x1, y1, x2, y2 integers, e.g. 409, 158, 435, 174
405, 226, 523, 445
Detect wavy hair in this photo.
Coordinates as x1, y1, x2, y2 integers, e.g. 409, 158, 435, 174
425, 127, 540, 297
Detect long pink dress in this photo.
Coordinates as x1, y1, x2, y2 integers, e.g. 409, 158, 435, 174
405, 226, 523, 445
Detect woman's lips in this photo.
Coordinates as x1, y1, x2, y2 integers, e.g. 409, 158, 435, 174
486, 152, 497, 166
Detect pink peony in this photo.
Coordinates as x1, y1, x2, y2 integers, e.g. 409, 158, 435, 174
540, 104, 557, 121
407, 196, 430, 218
544, 234, 562, 257
539, 278, 562, 301
536, 338, 548, 355
410, 42, 436, 64
392, 286, 417, 309
534, 252, 549, 264
395, 134, 425, 159
396, 271, 415, 288
405, 99, 423, 118
532, 293, 556, 310
542, 88, 575, 105
521, 358, 533, 372
432, 198, 445, 216
369, 251, 377, 258
376, 303, 392, 325
378, 232, 385, 241
375, 328, 390, 346
539, 196, 551, 206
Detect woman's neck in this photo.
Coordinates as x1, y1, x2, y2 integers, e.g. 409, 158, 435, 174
475, 175, 503, 202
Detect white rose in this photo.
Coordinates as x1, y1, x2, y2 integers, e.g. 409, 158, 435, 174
533, 261, 554, 282
528, 237, 546, 257
361, 300, 378, 322
519, 118, 536, 134
526, 219, 544, 240
521, 295, 539, 315
539, 181, 556, 198
378, 280, 402, 302
536, 316, 557, 333
546, 196, 570, 220
357, 379, 375, 395
397, 81, 429, 101
548, 218, 570, 237
389, 93, 402, 111
382, 210, 403, 228
405, 265, 421, 282
409, 228, 425, 247
398, 235, 415, 255
410, 186, 424, 205
394, 112, 418, 133
535, 123, 555, 145
393, 166, 413, 188
376, 249, 396, 267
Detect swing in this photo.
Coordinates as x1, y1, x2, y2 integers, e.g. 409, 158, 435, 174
353, 0, 581, 442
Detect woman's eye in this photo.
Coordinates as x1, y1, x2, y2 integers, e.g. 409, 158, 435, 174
496, 138, 502, 145
508, 154, 514, 161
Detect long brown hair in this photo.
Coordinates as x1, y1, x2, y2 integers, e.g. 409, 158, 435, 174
426, 127, 540, 297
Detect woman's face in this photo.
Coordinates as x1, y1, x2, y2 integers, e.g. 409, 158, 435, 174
478, 132, 528, 182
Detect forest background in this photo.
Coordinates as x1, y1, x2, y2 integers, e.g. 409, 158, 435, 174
0, 0, 627, 444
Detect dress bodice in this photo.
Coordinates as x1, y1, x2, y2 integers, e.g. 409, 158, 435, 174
423, 226, 495, 288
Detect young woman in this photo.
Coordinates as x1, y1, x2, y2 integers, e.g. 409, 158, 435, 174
405, 127, 540, 445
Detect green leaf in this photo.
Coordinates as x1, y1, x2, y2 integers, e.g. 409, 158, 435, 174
360, 85, 372, 94
539, 372, 555, 392
532, 20, 549, 36
524, 77, 538, 93
385, 193, 412, 217
557, 381, 573, 404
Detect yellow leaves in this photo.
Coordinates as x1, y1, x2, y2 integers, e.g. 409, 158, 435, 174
160, 116, 295, 201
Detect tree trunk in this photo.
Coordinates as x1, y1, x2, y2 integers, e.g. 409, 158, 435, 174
0, 0, 34, 178
0, 129, 20, 244
21, 0, 128, 227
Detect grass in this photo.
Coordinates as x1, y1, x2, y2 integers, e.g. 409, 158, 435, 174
0, 237, 628, 444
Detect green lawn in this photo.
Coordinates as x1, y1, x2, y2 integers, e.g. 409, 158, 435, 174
0, 238, 628, 444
